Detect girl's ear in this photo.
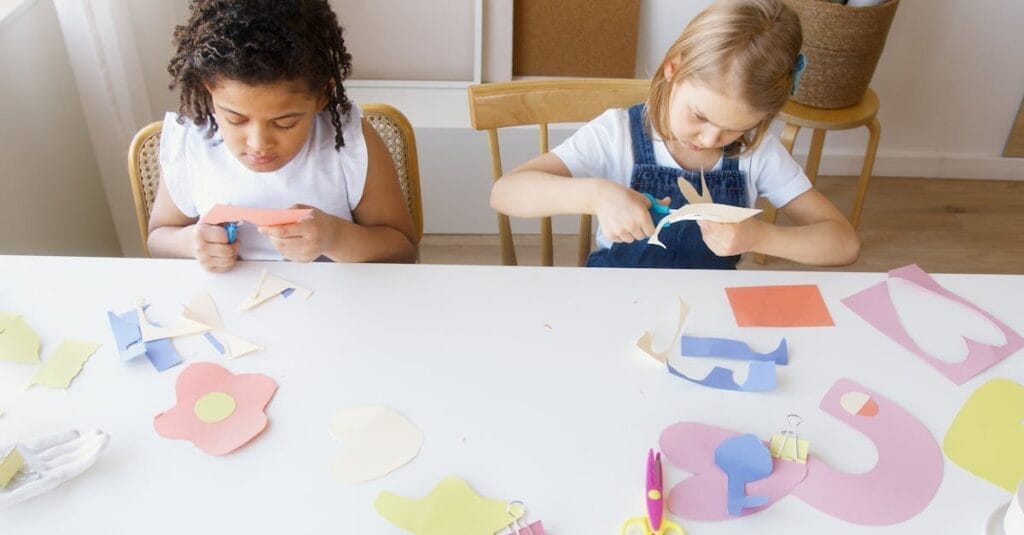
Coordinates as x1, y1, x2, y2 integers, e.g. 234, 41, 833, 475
662, 59, 678, 81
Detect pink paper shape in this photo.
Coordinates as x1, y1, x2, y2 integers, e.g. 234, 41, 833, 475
201, 204, 313, 226
660, 378, 943, 525
842, 264, 1023, 384
153, 362, 277, 455
790, 378, 943, 525
660, 423, 807, 520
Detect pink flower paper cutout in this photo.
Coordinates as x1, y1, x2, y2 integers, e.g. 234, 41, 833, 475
153, 362, 277, 455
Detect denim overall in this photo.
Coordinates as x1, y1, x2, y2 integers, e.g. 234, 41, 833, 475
586, 104, 749, 269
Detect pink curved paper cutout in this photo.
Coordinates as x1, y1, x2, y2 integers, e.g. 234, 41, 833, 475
659, 422, 807, 520
659, 378, 943, 525
790, 378, 943, 525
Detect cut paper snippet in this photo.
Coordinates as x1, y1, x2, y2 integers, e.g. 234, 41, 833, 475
0, 313, 40, 364
842, 264, 1024, 384
840, 391, 879, 417
660, 379, 942, 525
329, 406, 424, 483
725, 285, 834, 327
678, 172, 713, 205
136, 300, 210, 342
239, 270, 313, 311
375, 476, 524, 535
943, 379, 1024, 492
649, 204, 762, 249
107, 309, 183, 371
0, 447, 24, 488
153, 362, 277, 455
182, 293, 261, 359
667, 360, 777, 392
681, 336, 788, 364
636, 297, 689, 364
201, 204, 313, 226
715, 434, 773, 516
29, 340, 101, 389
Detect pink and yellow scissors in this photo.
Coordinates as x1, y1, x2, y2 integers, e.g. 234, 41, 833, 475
621, 449, 685, 535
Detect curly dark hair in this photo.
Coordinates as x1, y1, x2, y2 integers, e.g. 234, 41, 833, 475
168, 0, 353, 149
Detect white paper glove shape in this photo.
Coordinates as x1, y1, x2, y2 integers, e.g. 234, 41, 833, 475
0, 429, 109, 509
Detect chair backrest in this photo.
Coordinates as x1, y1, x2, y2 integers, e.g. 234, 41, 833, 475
467, 79, 651, 266
126, 104, 423, 257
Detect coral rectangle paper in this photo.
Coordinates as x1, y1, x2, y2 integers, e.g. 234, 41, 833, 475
725, 285, 834, 327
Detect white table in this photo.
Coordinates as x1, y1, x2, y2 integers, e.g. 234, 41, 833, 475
1, 255, 1021, 534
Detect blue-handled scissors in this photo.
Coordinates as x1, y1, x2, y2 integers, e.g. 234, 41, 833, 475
621, 449, 685, 535
224, 222, 238, 244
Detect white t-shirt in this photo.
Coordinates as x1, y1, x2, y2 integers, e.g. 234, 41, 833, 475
552, 108, 812, 250
159, 105, 368, 260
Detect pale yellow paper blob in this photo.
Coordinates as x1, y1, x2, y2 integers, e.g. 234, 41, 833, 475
194, 392, 237, 424
29, 339, 101, 389
375, 476, 523, 535
943, 379, 1024, 491
0, 312, 40, 364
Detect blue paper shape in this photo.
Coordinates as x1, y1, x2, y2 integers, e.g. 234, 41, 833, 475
681, 336, 788, 364
667, 360, 777, 392
715, 434, 774, 516
203, 332, 226, 355
281, 287, 296, 298
106, 308, 182, 371
143, 338, 183, 372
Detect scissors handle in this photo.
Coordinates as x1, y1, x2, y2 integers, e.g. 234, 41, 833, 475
643, 193, 671, 216
621, 516, 685, 535
224, 222, 237, 244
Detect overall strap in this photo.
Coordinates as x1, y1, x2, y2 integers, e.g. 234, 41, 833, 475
628, 104, 658, 166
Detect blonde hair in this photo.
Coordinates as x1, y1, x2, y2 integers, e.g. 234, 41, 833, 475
647, 0, 802, 157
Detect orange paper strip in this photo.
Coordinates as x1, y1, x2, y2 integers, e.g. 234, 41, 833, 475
725, 284, 834, 327
201, 204, 313, 226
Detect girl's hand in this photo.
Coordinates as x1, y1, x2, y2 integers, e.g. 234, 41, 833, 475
192, 223, 239, 272
259, 204, 338, 263
593, 183, 668, 243
697, 218, 766, 256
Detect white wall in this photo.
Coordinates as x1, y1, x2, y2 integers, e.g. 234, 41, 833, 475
0, 0, 120, 256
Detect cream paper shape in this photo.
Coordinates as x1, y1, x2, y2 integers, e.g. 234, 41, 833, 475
182, 294, 261, 359
136, 300, 210, 342
239, 270, 313, 311
329, 406, 424, 483
648, 171, 761, 248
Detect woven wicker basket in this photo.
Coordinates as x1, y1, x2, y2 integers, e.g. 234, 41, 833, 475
786, 0, 900, 109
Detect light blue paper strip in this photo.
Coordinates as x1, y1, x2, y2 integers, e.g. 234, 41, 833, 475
666, 360, 778, 392
681, 336, 788, 365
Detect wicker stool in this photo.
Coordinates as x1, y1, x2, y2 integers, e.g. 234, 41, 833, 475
756, 87, 880, 263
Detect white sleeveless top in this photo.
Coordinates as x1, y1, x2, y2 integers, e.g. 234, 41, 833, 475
159, 105, 368, 260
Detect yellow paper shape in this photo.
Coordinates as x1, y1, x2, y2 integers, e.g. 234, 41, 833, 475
769, 433, 810, 463
29, 339, 101, 389
0, 447, 25, 488
0, 312, 40, 364
943, 379, 1024, 491
375, 476, 523, 535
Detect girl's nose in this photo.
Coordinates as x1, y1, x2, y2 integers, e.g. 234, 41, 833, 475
247, 125, 273, 151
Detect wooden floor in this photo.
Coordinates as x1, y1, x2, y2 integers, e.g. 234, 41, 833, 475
419, 176, 1024, 274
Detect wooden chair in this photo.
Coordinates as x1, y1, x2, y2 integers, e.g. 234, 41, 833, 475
467, 79, 651, 266
127, 103, 423, 256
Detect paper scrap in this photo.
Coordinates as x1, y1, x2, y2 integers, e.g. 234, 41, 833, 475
239, 270, 312, 311
840, 391, 879, 417
636, 297, 689, 364
678, 172, 713, 205
667, 360, 777, 392
943, 379, 1024, 492
329, 406, 424, 483
183, 293, 261, 359
0, 312, 40, 364
136, 300, 210, 342
725, 285, 834, 327
649, 204, 762, 248
153, 362, 277, 455
681, 336, 788, 364
29, 339, 101, 389
201, 204, 313, 226
715, 434, 773, 516
375, 476, 524, 535
107, 309, 182, 371
842, 264, 1023, 384
0, 447, 24, 488
144, 338, 185, 372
